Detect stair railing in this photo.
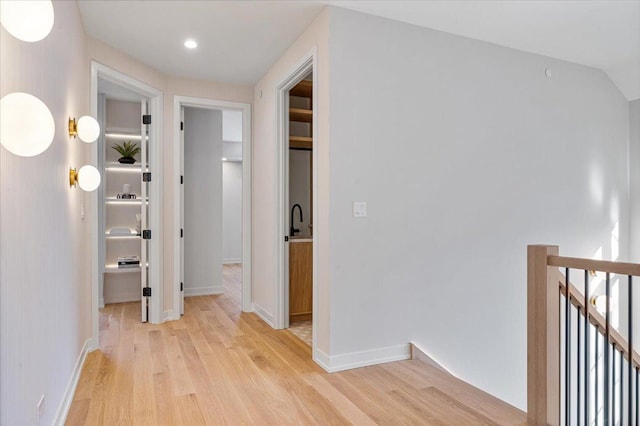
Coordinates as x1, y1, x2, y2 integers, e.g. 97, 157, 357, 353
528, 245, 640, 426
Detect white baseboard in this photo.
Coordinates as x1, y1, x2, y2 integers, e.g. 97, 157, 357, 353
223, 259, 242, 265
163, 309, 180, 322
184, 285, 224, 297
409, 342, 451, 374
54, 338, 91, 426
252, 303, 275, 327
104, 295, 141, 304
314, 344, 410, 373
87, 336, 99, 352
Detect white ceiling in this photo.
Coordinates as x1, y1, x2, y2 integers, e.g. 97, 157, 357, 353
78, 1, 325, 85
78, 1, 640, 100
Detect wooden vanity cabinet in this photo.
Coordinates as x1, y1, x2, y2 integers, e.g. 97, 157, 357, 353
289, 241, 312, 323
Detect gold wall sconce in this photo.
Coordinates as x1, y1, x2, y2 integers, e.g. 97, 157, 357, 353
591, 294, 617, 314
68, 116, 100, 143
69, 165, 101, 192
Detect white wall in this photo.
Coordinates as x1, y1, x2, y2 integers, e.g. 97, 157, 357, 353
184, 107, 223, 295
327, 7, 630, 410
630, 99, 640, 349
222, 141, 242, 161
223, 110, 243, 142
630, 99, 640, 263
223, 162, 243, 263
252, 8, 331, 350
0, 2, 92, 424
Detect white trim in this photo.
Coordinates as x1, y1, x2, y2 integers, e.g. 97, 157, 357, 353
53, 338, 91, 426
314, 344, 411, 373
223, 259, 242, 265
90, 61, 164, 345
252, 303, 275, 328
99, 297, 105, 309
163, 309, 180, 322
275, 48, 318, 353
409, 342, 452, 374
103, 295, 142, 304
173, 96, 253, 317
184, 286, 225, 297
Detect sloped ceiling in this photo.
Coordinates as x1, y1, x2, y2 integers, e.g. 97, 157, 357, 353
78, 1, 640, 100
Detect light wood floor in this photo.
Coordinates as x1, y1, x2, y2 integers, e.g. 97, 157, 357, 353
67, 264, 526, 425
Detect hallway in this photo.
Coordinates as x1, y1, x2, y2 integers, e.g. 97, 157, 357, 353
66, 265, 525, 425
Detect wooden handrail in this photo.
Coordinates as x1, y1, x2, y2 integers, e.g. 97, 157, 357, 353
527, 245, 560, 426
559, 276, 640, 369
527, 245, 640, 426
548, 255, 640, 276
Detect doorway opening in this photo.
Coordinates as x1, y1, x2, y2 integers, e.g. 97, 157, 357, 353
276, 52, 318, 355
173, 97, 252, 317
90, 62, 163, 348
286, 72, 314, 346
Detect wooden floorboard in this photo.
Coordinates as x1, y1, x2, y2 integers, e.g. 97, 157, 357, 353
67, 263, 526, 425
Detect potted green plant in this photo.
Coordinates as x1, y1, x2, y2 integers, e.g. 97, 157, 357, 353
112, 141, 141, 164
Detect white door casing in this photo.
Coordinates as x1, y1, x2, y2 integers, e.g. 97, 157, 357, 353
172, 96, 252, 318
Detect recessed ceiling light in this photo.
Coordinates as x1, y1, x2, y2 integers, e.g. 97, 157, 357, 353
184, 39, 197, 49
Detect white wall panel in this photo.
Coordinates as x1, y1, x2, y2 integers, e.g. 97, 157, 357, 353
0, 2, 92, 423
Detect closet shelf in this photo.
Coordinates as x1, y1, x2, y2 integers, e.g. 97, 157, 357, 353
104, 265, 141, 274
290, 136, 312, 150
105, 233, 140, 239
289, 108, 312, 123
105, 162, 142, 171
290, 80, 312, 98
105, 197, 146, 204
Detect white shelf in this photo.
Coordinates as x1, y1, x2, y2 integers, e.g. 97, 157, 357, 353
105, 162, 142, 172
104, 265, 141, 274
105, 128, 147, 141
105, 197, 144, 205
105, 127, 141, 134
105, 232, 140, 239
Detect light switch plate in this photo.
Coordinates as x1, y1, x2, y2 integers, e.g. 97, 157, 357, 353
353, 201, 367, 218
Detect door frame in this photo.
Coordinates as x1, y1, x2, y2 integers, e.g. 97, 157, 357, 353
89, 61, 164, 349
173, 96, 252, 315
275, 49, 318, 341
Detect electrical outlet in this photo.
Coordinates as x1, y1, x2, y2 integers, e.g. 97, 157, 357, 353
37, 394, 45, 423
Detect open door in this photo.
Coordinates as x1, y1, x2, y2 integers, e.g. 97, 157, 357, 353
179, 106, 185, 315
140, 100, 151, 322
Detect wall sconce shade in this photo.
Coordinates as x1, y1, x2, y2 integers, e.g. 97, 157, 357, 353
591, 294, 616, 314
0, 0, 54, 42
69, 165, 101, 192
69, 116, 100, 143
1, 92, 55, 157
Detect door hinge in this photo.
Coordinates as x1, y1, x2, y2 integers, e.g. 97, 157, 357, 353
180, 228, 183, 238
143, 172, 152, 182
142, 230, 152, 239
180, 175, 183, 184
180, 282, 183, 292
284, 236, 289, 242
180, 121, 184, 131
142, 114, 151, 125
143, 287, 152, 297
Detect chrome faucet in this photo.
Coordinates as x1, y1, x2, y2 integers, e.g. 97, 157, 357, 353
290, 204, 303, 236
